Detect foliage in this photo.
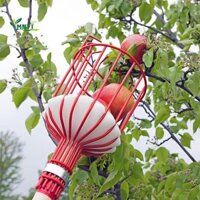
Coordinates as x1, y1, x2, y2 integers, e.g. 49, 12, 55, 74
0, 131, 23, 200
73, 149, 200, 200
0, 0, 200, 199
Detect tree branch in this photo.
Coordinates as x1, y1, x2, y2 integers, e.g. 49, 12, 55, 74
118, 7, 184, 49
176, 107, 193, 114
5, 1, 18, 34
153, 9, 179, 44
145, 71, 200, 102
141, 100, 197, 162
149, 136, 172, 146
5, 1, 45, 113
129, 17, 184, 49
27, 0, 33, 27
21, 49, 45, 111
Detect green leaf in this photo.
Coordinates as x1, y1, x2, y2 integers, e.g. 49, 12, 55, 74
89, 161, 100, 186
97, 197, 114, 200
188, 185, 200, 200
0, 34, 8, 44
132, 129, 141, 141
181, 39, 194, 46
63, 46, 78, 64
168, 66, 183, 86
38, 3, 47, 21
64, 46, 72, 64
98, 0, 109, 12
46, 0, 53, 6
0, 16, 5, 28
120, 2, 132, 16
154, 17, 163, 29
120, 180, 129, 200
132, 128, 149, 141
180, 133, 193, 148
186, 71, 200, 97
150, 0, 156, 7
91, 0, 99, 10
30, 54, 43, 68
155, 106, 170, 126
145, 148, 153, 162
47, 152, 53, 160
108, 4, 115, 12
10, 21, 15, 27
159, 49, 168, 70
43, 90, 53, 102
193, 113, 200, 133
127, 44, 137, 56
99, 170, 122, 195
140, 119, 152, 128
126, 120, 134, 131
25, 111, 40, 133
0, 0, 9, 7
77, 156, 89, 166
12, 79, 32, 108
84, 22, 94, 34
15, 18, 22, 24
95, 66, 109, 81
128, 163, 144, 185
155, 147, 169, 162
69, 169, 89, 200
153, 49, 169, 77
62, 37, 80, 46
139, 2, 153, 23
143, 48, 154, 68
156, 127, 164, 139
0, 79, 7, 93
111, 143, 125, 171
113, 0, 123, 9
0, 34, 10, 60
132, 163, 144, 178
132, 148, 144, 161
31, 106, 40, 114
172, 190, 190, 200
18, 0, 29, 7
164, 173, 178, 194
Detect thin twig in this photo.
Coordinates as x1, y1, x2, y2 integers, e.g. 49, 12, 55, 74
141, 100, 197, 162
9, 44, 21, 58
158, 136, 172, 146
149, 136, 172, 146
177, 107, 193, 114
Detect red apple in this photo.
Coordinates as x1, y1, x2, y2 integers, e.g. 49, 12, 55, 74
121, 34, 147, 64
93, 83, 135, 121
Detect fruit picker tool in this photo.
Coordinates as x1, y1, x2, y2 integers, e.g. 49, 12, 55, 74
32, 35, 147, 200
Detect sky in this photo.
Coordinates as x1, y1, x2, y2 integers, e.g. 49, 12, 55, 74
0, 0, 199, 197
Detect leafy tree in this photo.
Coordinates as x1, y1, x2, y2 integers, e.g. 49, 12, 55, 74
0, 0, 200, 199
0, 131, 23, 200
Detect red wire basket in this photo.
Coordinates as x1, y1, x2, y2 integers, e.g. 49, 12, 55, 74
33, 35, 147, 200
